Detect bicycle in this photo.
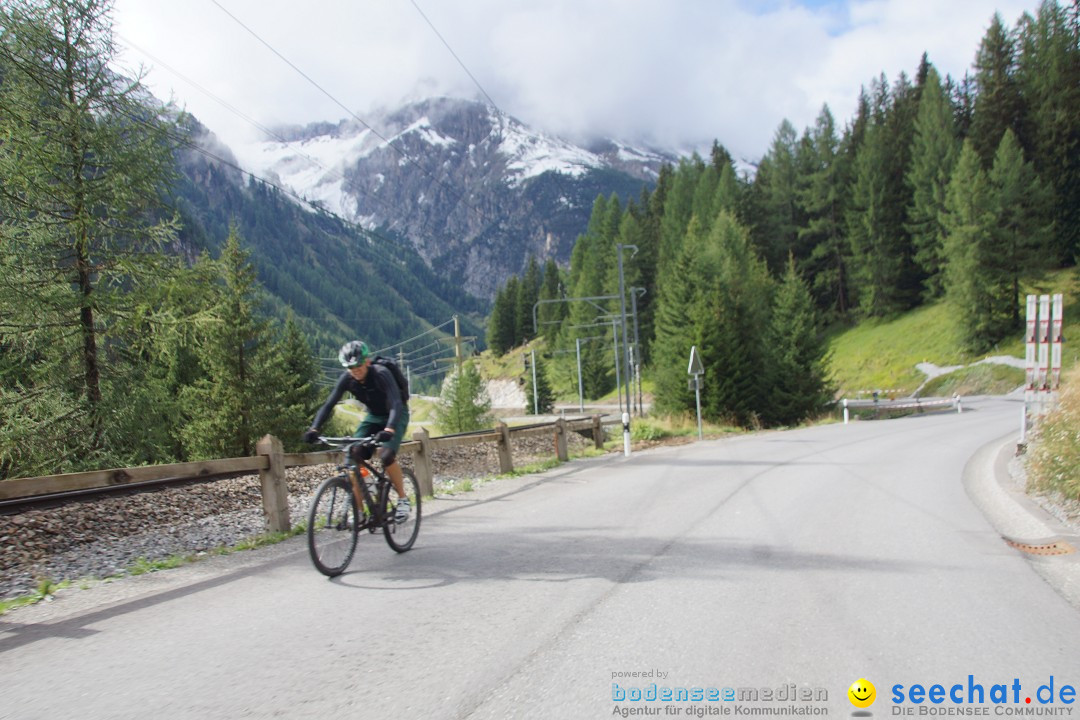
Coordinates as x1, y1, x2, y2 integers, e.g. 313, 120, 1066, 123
306, 436, 422, 577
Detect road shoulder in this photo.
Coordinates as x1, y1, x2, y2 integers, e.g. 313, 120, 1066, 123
963, 432, 1080, 610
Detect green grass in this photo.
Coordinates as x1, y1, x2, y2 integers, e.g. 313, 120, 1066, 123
438, 478, 477, 495
628, 414, 740, 441
919, 363, 1025, 397
0, 577, 71, 616
826, 303, 974, 396
826, 268, 1080, 398
498, 458, 563, 478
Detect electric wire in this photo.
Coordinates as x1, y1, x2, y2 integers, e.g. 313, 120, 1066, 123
409, 0, 500, 113
372, 317, 456, 356
116, 34, 417, 227
207, 0, 490, 225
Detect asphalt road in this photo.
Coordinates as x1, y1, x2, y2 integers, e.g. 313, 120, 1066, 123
2, 396, 1079, 719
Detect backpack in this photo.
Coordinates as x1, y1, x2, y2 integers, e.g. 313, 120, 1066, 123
372, 355, 410, 402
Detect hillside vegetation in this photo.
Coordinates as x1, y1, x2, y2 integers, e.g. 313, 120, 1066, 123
1029, 366, 1080, 501
476, 266, 1079, 409
827, 267, 1079, 397
483, 3, 1080, 429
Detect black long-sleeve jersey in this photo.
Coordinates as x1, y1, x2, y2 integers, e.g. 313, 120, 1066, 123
311, 365, 405, 431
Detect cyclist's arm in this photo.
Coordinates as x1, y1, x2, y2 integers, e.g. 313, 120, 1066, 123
310, 372, 350, 431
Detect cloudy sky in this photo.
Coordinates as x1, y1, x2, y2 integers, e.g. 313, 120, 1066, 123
111, 0, 1044, 162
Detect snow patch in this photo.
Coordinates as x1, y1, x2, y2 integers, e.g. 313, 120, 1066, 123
498, 120, 602, 187
397, 116, 457, 149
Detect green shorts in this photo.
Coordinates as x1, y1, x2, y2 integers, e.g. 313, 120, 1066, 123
354, 408, 410, 454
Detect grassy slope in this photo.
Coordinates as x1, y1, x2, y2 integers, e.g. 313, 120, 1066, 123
826, 268, 1079, 397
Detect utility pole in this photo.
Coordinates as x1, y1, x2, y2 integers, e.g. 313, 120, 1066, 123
616, 244, 637, 418
531, 348, 539, 415
612, 317, 622, 416
630, 287, 644, 415
576, 337, 584, 413
437, 314, 476, 378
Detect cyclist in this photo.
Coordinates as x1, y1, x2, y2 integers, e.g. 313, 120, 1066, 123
303, 340, 412, 522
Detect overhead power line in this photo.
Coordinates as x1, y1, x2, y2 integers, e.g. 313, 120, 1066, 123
207, 0, 489, 225
116, 35, 417, 225
409, 0, 500, 113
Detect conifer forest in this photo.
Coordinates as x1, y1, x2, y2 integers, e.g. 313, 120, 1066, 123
488, 2, 1080, 428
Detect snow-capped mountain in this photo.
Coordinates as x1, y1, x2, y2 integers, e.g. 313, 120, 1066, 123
230, 98, 672, 298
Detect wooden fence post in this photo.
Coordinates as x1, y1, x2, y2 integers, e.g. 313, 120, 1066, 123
256, 434, 290, 534
554, 417, 568, 461
592, 415, 604, 449
496, 422, 514, 474
411, 428, 435, 497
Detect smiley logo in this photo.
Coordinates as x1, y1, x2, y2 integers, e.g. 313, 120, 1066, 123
848, 678, 876, 708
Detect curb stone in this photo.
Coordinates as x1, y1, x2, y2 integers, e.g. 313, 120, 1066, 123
963, 432, 1080, 611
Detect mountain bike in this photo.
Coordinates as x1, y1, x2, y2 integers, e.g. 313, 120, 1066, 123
306, 436, 422, 577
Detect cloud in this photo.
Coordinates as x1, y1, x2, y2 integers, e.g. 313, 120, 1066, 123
112, 0, 1043, 163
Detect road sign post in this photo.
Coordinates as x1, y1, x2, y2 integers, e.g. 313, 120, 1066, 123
688, 346, 704, 440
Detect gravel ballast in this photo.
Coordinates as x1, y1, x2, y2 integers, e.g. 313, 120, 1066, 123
0, 432, 593, 601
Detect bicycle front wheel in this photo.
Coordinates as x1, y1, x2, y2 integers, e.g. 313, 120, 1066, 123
307, 475, 359, 577
383, 467, 421, 553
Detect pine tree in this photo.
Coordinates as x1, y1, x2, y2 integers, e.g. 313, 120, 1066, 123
503, 275, 522, 348
566, 195, 619, 399
634, 171, 671, 364
698, 212, 774, 427
652, 216, 709, 415
766, 257, 833, 425
0, 0, 180, 474
751, 120, 801, 273
523, 353, 555, 415
846, 75, 916, 316
988, 129, 1054, 328
1017, 0, 1080, 262
798, 105, 851, 317
537, 259, 565, 344
180, 227, 267, 458
906, 66, 960, 298
943, 142, 999, 351
970, 13, 1024, 167
487, 282, 516, 356
434, 361, 492, 433
516, 257, 541, 343
657, 157, 703, 281
256, 314, 322, 451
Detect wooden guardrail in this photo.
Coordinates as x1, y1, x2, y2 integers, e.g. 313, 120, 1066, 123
0, 416, 617, 533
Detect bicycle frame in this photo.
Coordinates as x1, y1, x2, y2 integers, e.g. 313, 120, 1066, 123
346, 459, 393, 531
322, 436, 394, 531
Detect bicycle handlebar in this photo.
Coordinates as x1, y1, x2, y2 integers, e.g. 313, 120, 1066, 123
317, 436, 384, 448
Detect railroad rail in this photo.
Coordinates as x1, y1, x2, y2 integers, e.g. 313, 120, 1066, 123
0, 416, 619, 521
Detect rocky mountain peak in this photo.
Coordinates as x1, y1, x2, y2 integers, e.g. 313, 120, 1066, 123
232, 97, 673, 298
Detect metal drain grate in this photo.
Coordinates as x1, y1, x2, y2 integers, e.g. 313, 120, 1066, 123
1004, 538, 1076, 556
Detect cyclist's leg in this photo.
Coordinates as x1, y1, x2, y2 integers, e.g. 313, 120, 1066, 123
350, 414, 384, 464
377, 407, 410, 513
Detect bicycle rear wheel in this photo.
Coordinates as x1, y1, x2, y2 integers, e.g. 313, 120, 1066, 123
383, 467, 421, 553
307, 475, 359, 577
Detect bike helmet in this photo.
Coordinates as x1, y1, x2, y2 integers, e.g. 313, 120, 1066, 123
338, 340, 371, 368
